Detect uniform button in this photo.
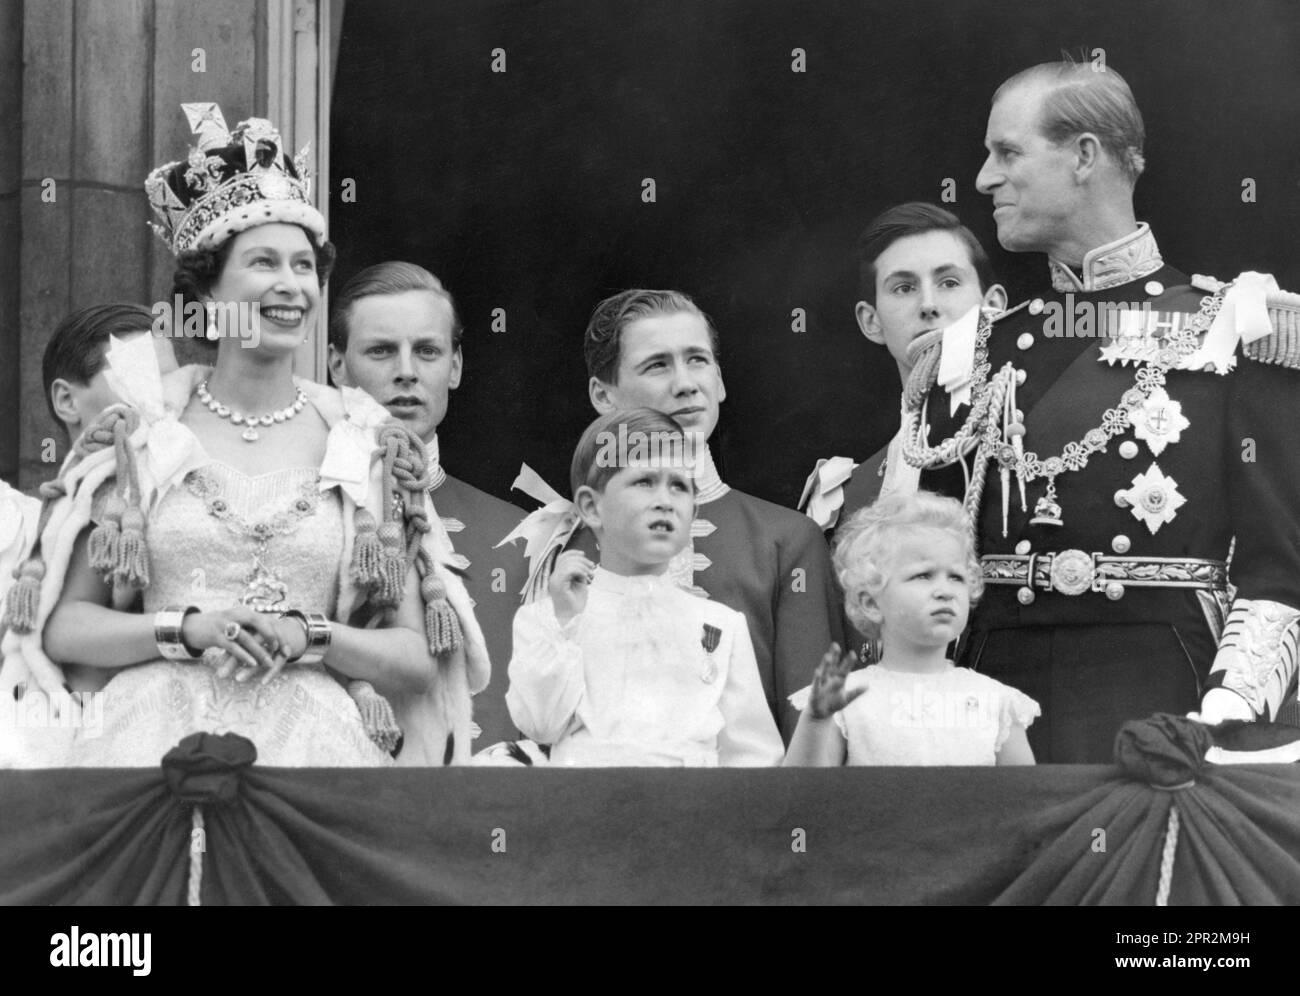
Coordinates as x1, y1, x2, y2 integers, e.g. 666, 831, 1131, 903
1144, 280, 1164, 297
1015, 368, 1027, 385
1114, 490, 1131, 508
1111, 534, 1131, 554
1017, 332, 1034, 350
1017, 586, 1035, 605
1105, 582, 1125, 601
1119, 440, 1139, 460
1014, 540, 1031, 555
1028, 298, 1045, 316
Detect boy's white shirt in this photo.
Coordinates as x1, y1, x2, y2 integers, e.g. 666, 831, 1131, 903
506, 566, 782, 766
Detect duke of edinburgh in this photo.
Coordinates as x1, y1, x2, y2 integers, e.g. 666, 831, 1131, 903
907, 61, 1300, 763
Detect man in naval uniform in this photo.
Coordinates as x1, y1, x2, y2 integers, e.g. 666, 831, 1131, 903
914, 61, 1300, 762
510, 289, 845, 741
328, 262, 528, 750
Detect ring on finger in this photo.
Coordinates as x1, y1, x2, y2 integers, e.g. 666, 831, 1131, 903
224, 621, 242, 641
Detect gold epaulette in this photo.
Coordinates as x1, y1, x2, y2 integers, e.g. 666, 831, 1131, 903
1243, 287, 1300, 369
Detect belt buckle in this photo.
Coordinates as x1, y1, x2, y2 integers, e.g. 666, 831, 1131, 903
1047, 549, 1096, 596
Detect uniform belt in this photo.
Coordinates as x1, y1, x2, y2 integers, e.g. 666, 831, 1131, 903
981, 551, 1228, 601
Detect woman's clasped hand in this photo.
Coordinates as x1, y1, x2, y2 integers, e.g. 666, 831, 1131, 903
180, 607, 309, 684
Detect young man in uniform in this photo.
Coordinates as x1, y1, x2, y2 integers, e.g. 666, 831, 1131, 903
328, 263, 528, 749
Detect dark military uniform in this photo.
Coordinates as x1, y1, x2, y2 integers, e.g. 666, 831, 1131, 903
920, 226, 1300, 763
430, 471, 528, 748
837, 445, 890, 522
798, 443, 891, 666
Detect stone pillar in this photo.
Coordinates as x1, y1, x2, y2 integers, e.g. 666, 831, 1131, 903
15, 0, 263, 490
0, 3, 22, 488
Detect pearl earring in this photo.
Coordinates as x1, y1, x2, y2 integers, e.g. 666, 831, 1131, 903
205, 303, 220, 341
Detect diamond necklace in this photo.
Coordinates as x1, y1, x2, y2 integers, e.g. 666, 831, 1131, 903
198, 380, 307, 442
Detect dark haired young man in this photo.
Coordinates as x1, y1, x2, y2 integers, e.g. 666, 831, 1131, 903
521, 288, 844, 741
327, 262, 528, 749
10, 303, 178, 643
799, 202, 1005, 530
42, 303, 179, 444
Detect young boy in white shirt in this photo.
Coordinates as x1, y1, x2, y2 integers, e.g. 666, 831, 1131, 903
506, 408, 783, 766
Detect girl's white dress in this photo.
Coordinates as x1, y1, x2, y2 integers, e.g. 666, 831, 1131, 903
790, 662, 1040, 765
506, 567, 783, 766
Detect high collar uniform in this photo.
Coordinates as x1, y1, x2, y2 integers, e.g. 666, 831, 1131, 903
920, 226, 1300, 762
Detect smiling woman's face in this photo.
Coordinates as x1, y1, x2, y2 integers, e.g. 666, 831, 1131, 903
207, 223, 321, 353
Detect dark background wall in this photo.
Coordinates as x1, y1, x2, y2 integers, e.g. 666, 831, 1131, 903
330, 0, 1300, 509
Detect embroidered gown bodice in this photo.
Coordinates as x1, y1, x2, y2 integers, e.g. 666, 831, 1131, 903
68, 462, 390, 767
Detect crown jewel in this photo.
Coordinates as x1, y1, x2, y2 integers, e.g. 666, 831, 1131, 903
145, 102, 324, 255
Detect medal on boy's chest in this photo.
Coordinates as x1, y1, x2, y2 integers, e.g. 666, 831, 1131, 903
699, 623, 721, 684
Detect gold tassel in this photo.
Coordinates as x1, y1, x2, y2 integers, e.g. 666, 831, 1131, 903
115, 505, 150, 589
2, 557, 46, 635
372, 521, 407, 609
346, 680, 402, 754
88, 494, 126, 578
350, 508, 384, 589
421, 572, 463, 655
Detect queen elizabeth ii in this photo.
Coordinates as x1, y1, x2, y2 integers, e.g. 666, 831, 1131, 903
1, 104, 488, 767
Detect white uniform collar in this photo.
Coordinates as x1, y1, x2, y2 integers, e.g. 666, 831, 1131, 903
424, 432, 447, 491
691, 438, 729, 504
1048, 222, 1164, 293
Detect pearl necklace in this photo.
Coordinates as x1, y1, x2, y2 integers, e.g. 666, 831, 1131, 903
198, 380, 307, 442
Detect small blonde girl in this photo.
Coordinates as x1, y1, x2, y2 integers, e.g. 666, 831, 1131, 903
784, 491, 1038, 766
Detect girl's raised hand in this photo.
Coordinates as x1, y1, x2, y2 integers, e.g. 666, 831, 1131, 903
549, 550, 595, 625
808, 642, 865, 720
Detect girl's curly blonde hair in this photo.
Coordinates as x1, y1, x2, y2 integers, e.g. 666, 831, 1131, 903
832, 490, 984, 640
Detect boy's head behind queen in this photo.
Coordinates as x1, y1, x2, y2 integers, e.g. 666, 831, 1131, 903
570, 407, 696, 576
834, 491, 983, 663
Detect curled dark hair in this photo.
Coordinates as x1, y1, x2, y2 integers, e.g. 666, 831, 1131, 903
584, 288, 721, 386
170, 225, 337, 309
42, 302, 156, 438
856, 202, 994, 306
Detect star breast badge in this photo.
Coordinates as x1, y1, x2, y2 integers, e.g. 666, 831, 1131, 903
1117, 463, 1187, 534
1132, 388, 1189, 456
